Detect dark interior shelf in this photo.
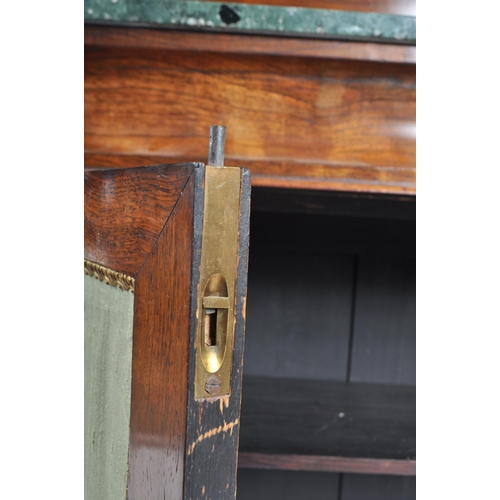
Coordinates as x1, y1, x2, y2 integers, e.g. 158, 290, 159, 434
238, 376, 415, 476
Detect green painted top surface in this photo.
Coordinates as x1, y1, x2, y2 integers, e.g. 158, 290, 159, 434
84, 275, 134, 500
84, 0, 415, 43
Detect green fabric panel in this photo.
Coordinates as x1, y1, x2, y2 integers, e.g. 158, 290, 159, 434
84, 274, 134, 500
84, 0, 415, 43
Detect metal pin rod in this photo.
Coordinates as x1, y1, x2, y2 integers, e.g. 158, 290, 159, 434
207, 125, 226, 167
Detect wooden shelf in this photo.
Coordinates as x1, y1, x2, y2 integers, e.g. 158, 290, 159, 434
238, 376, 415, 476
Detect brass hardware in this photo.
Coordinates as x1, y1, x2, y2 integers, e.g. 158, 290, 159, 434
194, 165, 242, 398
200, 273, 229, 373
204, 375, 222, 396
84, 259, 135, 293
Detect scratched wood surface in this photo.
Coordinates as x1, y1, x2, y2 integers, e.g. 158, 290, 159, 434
84, 34, 415, 195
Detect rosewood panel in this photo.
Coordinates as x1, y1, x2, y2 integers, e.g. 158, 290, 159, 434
127, 170, 197, 499
84, 152, 415, 195
84, 26, 416, 64
84, 44, 415, 195
84, 164, 195, 276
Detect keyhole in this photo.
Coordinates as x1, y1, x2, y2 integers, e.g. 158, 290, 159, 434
204, 309, 217, 346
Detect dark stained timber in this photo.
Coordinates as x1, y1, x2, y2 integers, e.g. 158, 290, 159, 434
238, 376, 415, 476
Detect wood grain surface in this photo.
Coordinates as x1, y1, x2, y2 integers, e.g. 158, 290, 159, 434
85, 25, 416, 64
84, 153, 415, 195
128, 168, 197, 499
84, 164, 196, 277
84, 42, 415, 195
238, 453, 415, 476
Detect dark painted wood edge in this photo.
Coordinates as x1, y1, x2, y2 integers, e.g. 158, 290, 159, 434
233, 168, 252, 490
84, 25, 416, 64
238, 452, 416, 476
182, 164, 205, 499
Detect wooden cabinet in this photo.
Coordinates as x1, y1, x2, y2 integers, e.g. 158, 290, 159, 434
84, 3, 415, 497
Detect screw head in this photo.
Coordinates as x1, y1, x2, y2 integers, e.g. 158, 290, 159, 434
204, 375, 221, 395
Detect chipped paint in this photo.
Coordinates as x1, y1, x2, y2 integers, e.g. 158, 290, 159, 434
187, 419, 240, 455
242, 295, 247, 321
218, 394, 230, 413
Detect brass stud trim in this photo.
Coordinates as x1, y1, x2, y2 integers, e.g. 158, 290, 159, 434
84, 259, 135, 293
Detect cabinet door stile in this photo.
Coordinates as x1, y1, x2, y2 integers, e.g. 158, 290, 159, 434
84, 161, 250, 500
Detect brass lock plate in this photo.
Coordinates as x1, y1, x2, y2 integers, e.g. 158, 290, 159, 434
194, 165, 242, 398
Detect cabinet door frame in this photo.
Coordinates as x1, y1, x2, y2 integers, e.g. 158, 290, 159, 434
84, 162, 251, 499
